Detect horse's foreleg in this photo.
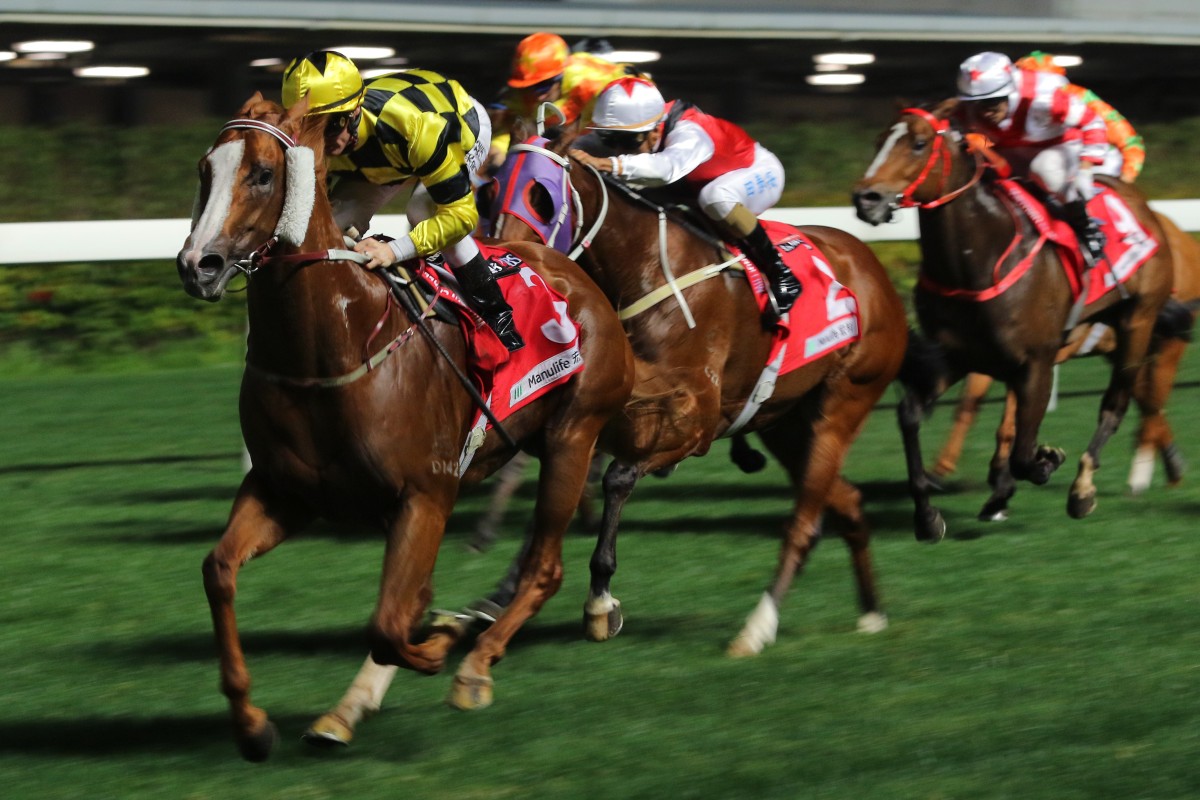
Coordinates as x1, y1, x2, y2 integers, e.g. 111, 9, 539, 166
933, 373, 993, 477
369, 493, 456, 674
897, 391, 946, 542
1069, 356, 1138, 518
450, 432, 596, 710
1129, 336, 1188, 493
584, 459, 641, 641
1008, 361, 1064, 486
202, 473, 308, 761
826, 476, 887, 634
980, 388, 1018, 521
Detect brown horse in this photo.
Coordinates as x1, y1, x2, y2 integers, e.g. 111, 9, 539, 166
482, 128, 912, 653
175, 94, 633, 760
852, 101, 1176, 528
932, 211, 1198, 503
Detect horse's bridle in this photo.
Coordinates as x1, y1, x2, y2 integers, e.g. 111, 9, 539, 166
893, 107, 986, 211
214, 118, 366, 278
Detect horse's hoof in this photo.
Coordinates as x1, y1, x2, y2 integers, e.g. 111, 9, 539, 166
302, 714, 353, 748
914, 508, 946, 543
856, 611, 888, 634
236, 720, 279, 763
1067, 490, 1097, 519
977, 498, 1010, 522
447, 672, 494, 711
727, 634, 762, 658
463, 598, 506, 626
584, 598, 624, 642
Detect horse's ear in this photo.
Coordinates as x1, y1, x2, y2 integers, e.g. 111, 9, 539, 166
285, 95, 311, 125
235, 91, 266, 117
511, 116, 536, 143
933, 97, 960, 119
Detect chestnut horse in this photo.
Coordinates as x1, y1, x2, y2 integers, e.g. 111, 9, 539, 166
852, 101, 1175, 528
175, 95, 633, 760
932, 211, 1198, 504
480, 129, 912, 654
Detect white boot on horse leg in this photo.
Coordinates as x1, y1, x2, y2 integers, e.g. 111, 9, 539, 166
304, 656, 398, 747
728, 593, 778, 658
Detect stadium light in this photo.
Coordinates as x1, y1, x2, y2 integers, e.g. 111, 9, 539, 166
605, 50, 661, 64
0, 51, 17, 62
331, 46, 395, 60
250, 58, 283, 68
813, 52, 875, 66
806, 73, 866, 86
14, 40, 94, 54
74, 66, 150, 79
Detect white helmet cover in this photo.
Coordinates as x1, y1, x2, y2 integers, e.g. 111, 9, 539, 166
957, 52, 1015, 101
589, 77, 666, 132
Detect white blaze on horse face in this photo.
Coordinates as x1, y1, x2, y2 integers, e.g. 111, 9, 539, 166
185, 140, 245, 257
863, 121, 909, 180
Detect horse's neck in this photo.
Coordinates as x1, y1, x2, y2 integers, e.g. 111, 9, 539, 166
582, 178, 708, 304
246, 210, 389, 375
918, 175, 1020, 290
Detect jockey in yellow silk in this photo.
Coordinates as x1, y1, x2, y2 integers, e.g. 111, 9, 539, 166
282, 49, 523, 351
1015, 51, 1145, 184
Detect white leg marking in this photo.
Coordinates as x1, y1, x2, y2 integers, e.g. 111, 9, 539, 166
1127, 444, 1156, 495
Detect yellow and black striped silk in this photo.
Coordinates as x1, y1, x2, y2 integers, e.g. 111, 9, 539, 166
329, 69, 482, 255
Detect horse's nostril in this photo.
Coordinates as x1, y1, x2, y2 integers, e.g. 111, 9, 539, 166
198, 253, 225, 274
856, 191, 882, 207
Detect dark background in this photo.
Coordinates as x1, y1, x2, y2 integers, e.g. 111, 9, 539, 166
4, 19, 1199, 129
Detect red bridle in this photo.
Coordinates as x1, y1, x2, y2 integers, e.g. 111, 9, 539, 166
894, 107, 985, 210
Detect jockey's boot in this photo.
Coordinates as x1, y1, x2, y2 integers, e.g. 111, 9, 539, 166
740, 222, 801, 323
452, 254, 525, 352
1062, 198, 1107, 264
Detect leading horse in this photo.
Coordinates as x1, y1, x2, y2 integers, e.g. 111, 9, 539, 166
852, 100, 1176, 528
175, 94, 633, 760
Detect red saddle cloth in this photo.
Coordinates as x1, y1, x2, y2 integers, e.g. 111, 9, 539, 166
730, 220, 861, 376
997, 180, 1159, 304
416, 242, 584, 428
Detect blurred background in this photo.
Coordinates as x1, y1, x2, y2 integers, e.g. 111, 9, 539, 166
4, 0, 1200, 372
6, 0, 1200, 126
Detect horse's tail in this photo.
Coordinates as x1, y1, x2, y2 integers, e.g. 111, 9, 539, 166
1154, 297, 1198, 343
896, 328, 950, 412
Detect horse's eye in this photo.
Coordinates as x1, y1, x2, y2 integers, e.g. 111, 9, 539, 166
913, 138, 928, 153
256, 168, 273, 186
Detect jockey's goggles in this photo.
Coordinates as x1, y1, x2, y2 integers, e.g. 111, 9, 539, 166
526, 76, 562, 98
595, 129, 649, 151
324, 108, 361, 138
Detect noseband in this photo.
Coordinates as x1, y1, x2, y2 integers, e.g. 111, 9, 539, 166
893, 107, 985, 211
212, 117, 340, 277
